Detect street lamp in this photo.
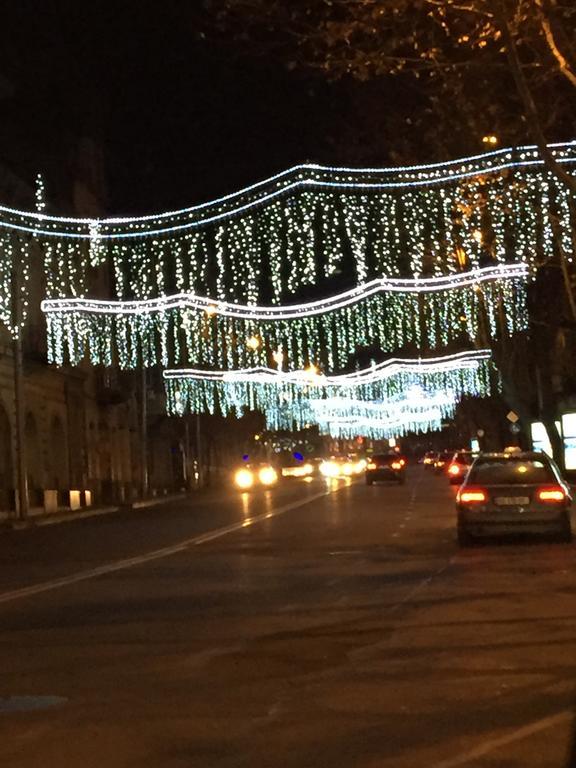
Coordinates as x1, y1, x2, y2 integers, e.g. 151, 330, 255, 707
482, 134, 499, 147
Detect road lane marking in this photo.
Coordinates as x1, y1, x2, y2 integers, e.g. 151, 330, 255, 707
0, 484, 349, 607
428, 710, 573, 768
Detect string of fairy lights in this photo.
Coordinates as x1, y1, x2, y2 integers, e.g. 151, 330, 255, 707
0, 143, 570, 437
42, 265, 527, 368
163, 350, 495, 436
303, 389, 459, 439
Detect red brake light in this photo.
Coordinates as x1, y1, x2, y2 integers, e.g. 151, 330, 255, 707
399, 459, 406, 466
537, 486, 566, 503
458, 487, 487, 504
367, 462, 376, 470
448, 464, 461, 475
391, 461, 402, 470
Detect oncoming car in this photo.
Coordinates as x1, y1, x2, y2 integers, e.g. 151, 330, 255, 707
319, 456, 365, 478
365, 453, 406, 485
456, 451, 573, 546
233, 463, 279, 490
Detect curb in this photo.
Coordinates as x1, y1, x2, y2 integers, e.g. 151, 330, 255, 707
2, 494, 188, 532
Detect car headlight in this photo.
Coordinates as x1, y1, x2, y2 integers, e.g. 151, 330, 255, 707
234, 468, 254, 489
320, 461, 338, 477
258, 466, 278, 486
342, 462, 354, 476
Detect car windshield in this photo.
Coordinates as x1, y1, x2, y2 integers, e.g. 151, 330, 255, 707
468, 458, 556, 485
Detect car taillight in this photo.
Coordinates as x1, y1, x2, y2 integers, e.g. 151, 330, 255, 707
367, 462, 376, 470
458, 487, 487, 504
448, 464, 461, 476
391, 461, 402, 470
398, 459, 406, 466
537, 486, 566, 503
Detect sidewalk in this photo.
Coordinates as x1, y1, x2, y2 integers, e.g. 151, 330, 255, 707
0, 493, 188, 531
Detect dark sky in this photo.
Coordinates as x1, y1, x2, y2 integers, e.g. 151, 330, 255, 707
4, 1, 571, 217
0, 1, 433, 215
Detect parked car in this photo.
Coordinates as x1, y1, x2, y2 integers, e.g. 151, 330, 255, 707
365, 453, 406, 485
456, 451, 572, 546
446, 450, 479, 484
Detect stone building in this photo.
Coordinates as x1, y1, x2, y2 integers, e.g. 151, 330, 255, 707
0, 144, 187, 517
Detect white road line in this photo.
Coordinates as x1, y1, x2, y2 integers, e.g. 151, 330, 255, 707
428, 710, 573, 768
0, 484, 348, 607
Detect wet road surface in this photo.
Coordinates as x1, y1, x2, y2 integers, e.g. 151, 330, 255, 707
1, 467, 576, 767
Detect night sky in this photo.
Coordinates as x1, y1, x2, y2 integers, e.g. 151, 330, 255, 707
1, 2, 570, 216
0, 2, 435, 214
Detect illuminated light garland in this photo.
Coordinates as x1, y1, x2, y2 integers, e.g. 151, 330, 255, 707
163, 350, 495, 421
43, 273, 527, 368
297, 388, 459, 438
0, 142, 571, 351
302, 407, 446, 439
0, 142, 573, 237
41, 264, 527, 318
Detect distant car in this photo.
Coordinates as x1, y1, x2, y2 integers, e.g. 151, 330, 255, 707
446, 451, 479, 484
423, 451, 436, 469
365, 453, 406, 485
319, 456, 365, 478
456, 451, 573, 546
434, 451, 454, 474
233, 462, 279, 490
281, 458, 314, 478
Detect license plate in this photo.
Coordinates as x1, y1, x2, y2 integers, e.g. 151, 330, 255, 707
495, 496, 530, 506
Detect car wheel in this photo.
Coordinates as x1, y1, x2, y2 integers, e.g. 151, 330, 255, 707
366, 477, 373, 486
457, 522, 475, 548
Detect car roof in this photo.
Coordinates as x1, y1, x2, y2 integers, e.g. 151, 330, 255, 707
475, 451, 550, 461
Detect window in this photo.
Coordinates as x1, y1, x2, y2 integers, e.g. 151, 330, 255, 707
468, 459, 555, 485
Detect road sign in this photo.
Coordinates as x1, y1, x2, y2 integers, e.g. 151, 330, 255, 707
507, 411, 519, 423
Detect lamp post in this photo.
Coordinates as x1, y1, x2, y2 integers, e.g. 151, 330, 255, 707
12, 258, 28, 521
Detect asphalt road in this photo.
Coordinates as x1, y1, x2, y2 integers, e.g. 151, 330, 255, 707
1, 467, 576, 768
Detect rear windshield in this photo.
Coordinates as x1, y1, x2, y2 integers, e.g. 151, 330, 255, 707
468, 458, 555, 485
455, 452, 477, 464
372, 454, 397, 464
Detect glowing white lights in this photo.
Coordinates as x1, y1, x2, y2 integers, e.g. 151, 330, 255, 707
163, 350, 495, 435
42, 270, 527, 369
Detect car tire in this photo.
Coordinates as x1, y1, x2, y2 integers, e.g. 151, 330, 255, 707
457, 522, 475, 548
366, 477, 373, 486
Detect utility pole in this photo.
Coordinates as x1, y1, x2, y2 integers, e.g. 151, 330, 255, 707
140, 364, 149, 498
12, 255, 28, 521
195, 412, 203, 488
184, 417, 192, 492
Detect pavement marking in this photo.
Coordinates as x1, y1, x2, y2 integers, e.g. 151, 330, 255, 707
428, 710, 573, 768
0, 484, 349, 607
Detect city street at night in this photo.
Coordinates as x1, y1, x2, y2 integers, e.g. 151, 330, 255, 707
1, 467, 575, 768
